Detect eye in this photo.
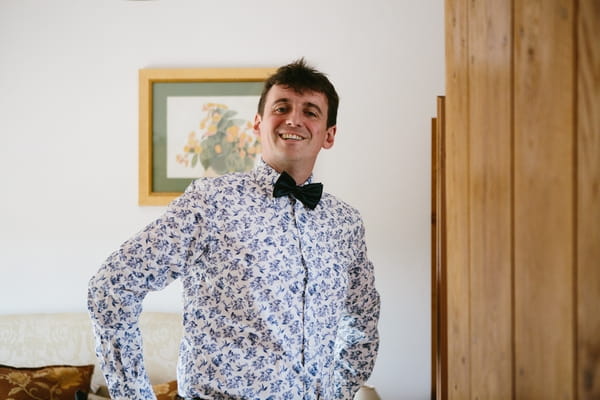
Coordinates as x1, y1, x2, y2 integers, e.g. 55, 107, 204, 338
305, 110, 318, 118
273, 104, 288, 114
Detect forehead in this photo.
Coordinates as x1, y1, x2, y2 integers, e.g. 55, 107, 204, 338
265, 84, 328, 108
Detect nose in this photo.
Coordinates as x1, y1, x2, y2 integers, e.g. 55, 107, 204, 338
285, 109, 303, 127
285, 119, 301, 127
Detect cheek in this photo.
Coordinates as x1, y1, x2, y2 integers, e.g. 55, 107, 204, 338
313, 125, 330, 140
260, 117, 282, 132
256, 120, 272, 136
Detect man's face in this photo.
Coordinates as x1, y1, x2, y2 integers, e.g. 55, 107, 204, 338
254, 84, 336, 178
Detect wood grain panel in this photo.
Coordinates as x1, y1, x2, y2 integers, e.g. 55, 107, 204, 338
577, 0, 600, 398
513, 0, 575, 398
444, 0, 471, 398
467, 0, 513, 398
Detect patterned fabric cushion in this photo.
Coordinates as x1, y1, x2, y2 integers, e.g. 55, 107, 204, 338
84, 380, 178, 400
153, 380, 178, 400
0, 364, 94, 400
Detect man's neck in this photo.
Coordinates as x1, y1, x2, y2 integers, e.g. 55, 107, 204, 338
263, 159, 314, 185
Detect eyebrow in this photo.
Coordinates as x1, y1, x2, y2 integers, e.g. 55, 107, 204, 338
272, 98, 324, 116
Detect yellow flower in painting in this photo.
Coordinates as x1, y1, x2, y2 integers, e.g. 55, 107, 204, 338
226, 125, 239, 142
5, 371, 30, 386
238, 132, 251, 148
207, 124, 217, 135
177, 102, 261, 174
176, 154, 190, 167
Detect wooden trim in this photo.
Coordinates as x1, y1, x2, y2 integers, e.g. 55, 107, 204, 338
431, 96, 447, 400
435, 96, 448, 400
445, 0, 472, 398
467, 0, 513, 397
577, 0, 600, 397
513, 0, 575, 397
431, 116, 438, 400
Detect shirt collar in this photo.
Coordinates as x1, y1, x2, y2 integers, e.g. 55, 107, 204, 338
253, 158, 315, 193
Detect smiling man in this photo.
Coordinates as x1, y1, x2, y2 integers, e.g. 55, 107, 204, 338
88, 59, 380, 400
254, 79, 336, 184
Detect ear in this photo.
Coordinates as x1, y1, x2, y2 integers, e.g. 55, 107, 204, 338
253, 113, 262, 137
322, 125, 337, 149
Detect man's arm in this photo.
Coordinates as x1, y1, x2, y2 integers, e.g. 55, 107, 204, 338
87, 189, 203, 400
334, 219, 381, 399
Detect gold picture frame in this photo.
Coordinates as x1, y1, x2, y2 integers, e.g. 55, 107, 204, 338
138, 67, 276, 206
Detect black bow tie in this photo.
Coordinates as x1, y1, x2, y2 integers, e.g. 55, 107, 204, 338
273, 171, 323, 210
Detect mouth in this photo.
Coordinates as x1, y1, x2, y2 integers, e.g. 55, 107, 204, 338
279, 132, 304, 141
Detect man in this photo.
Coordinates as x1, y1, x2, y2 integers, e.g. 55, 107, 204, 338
88, 59, 380, 400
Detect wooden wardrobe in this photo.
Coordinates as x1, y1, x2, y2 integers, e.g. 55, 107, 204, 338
432, 0, 599, 399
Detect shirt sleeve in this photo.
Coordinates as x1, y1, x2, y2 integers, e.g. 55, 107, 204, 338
87, 185, 204, 400
333, 218, 381, 399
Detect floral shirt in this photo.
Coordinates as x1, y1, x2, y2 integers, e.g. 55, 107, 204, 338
88, 160, 380, 400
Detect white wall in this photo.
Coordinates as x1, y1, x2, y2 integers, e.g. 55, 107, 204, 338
0, 1, 444, 398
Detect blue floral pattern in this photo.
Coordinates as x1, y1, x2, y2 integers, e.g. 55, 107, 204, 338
88, 159, 380, 400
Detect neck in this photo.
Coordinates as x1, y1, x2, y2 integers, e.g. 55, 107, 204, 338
264, 159, 313, 185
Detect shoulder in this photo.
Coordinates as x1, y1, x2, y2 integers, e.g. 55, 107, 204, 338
188, 171, 253, 190
316, 193, 369, 251
170, 171, 258, 211
319, 192, 364, 226
182, 172, 254, 196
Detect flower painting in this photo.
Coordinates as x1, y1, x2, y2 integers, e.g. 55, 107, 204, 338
139, 68, 274, 205
167, 96, 260, 178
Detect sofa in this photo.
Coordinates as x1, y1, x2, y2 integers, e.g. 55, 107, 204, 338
0, 312, 180, 399
0, 312, 379, 399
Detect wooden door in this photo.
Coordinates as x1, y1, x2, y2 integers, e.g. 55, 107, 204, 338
437, 0, 600, 398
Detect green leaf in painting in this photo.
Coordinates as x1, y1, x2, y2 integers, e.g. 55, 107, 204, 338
200, 153, 210, 170
231, 119, 246, 126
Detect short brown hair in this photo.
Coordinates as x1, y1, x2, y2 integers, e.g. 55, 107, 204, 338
257, 58, 339, 128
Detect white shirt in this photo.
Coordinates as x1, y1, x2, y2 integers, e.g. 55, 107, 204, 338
88, 159, 380, 400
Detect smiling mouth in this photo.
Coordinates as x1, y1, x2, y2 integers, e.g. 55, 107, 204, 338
279, 133, 304, 141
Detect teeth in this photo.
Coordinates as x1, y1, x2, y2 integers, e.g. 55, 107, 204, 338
280, 133, 303, 140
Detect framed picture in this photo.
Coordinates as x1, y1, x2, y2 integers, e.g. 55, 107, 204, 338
138, 67, 276, 206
